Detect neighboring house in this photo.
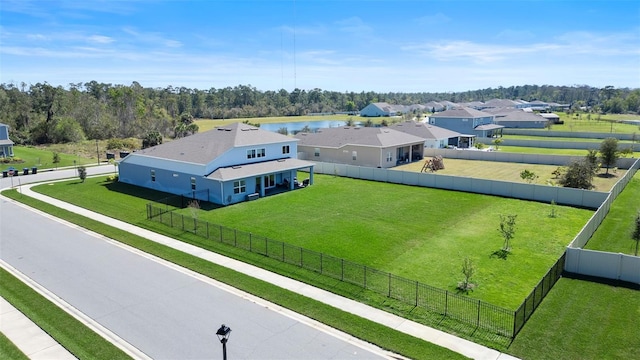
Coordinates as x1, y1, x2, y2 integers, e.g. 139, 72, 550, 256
359, 102, 407, 117
485, 108, 550, 129
482, 99, 523, 109
0, 123, 15, 158
428, 107, 503, 138
539, 113, 562, 124
294, 126, 425, 168
424, 101, 445, 112
390, 120, 475, 149
118, 122, 315, 206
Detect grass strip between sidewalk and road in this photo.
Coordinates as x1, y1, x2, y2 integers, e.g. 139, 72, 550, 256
0, 267, 132, 360
1, 189, 468, 360
0, 331, 28, 360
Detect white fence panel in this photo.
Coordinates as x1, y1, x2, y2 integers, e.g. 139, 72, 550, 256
565, 248, 640, 284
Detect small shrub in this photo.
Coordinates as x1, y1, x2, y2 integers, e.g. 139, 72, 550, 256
106, 174, 119, 182
106, 138, 124, 150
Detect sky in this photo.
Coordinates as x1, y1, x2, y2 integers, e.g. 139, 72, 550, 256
1, 0, 639, 93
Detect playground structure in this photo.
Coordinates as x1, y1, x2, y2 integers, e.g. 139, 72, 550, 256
421, 156, 445, 172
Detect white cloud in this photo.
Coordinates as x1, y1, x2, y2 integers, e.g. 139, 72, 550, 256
88, 35, 114, 44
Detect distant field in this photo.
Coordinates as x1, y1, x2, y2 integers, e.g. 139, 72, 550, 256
395, 158, 623, 192
498, 146, 640, 157
530, 112, 640, 134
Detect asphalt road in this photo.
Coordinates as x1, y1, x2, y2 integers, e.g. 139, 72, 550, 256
0, 171, 391, 359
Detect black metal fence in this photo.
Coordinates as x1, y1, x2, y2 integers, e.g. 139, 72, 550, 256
513, 252, 565, 336
146, 202, 525, 338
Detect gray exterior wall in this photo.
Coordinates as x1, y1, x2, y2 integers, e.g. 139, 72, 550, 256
298, 144, 398, 168
428, 115, 494, 135
494, 120, 546, 129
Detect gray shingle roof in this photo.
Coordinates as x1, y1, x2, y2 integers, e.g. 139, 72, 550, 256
130, 122, 294, 165
294, 126, 424, 148
208, 158, 313, 181
390, 121, 463, 139
429, 107, 493, 119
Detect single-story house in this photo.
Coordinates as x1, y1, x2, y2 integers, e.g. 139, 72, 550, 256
485, 108, 550, 129
389, 120, 475, 149
428, 107, 504, 138
539, 113, 562, 124
118, 122, 315, 206
294, 126, 425, 168
359, 102, 407, 117
0, 123, 15, 158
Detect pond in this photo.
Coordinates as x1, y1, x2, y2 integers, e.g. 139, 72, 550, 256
259, 120, 360, 134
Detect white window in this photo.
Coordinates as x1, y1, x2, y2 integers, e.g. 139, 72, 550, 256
191, 177, 196, 190
314, 148, 320, 157
282, 145, 290, 154
352, 151, 357, 160
247, 149, 256, 159
386, 152, 392, 162
151, 170, 156, 182
233, 180, 246, 194
257, 148, 265, 158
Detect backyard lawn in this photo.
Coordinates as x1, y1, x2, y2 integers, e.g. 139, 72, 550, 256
508, 277, 640, 360
585, 171, 640, 255
395, 158, 624, 192
33, 174, 593, 309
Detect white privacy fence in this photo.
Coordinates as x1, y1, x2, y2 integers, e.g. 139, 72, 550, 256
424, 148, 638, 168
504, 128, 640, 141
565, 158, 640, 284
312, 161, 608, 209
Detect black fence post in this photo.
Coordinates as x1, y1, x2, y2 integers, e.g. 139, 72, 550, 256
206, 221, 209, 239
249, 233, 252, 252
445, 291, 448, 316
388, 272, 392, 297
477, 300, 481, 328
181, 214, 184, 231
415, 281, 419, 307
281, 242, 284, 262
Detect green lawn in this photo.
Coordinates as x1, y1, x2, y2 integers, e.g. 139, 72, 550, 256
585, 171, 640, 254
2, 189, 467, 359
551, 113, 640, 134
499, 146, 640, 158
4, 145, 96, 171
33, 174, 593, 309
508, 277, 640, 360
0, 332, 28, 360
0, 267, 131, 360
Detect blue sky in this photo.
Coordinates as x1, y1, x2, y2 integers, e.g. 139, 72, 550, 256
1, 0, 639, 92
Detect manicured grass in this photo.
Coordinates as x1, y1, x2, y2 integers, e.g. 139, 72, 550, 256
0, 267, 131, 360
33, 175, 593, 309
551, 113, 640, 134
396, 158, 622, 192
499, 145, 640, 158
1, 189, 467, 359
0, 331, 28, 360
585, 171, 640, 254
4, 145, 96, 171
508, 277, 640, 360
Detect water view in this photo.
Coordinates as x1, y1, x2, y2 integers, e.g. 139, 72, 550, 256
260, 120, 360, 134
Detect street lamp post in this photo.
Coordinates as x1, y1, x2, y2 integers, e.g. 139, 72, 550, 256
216, 324, 231, 360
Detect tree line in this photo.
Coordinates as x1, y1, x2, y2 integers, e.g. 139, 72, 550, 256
0, 81, 638, 145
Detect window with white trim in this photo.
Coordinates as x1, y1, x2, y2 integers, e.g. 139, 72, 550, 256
151, 170, 156, 182
352, 151, 357, 160
282, 145, 290, 154
191, 177, 196, 190
386, 152, 392, 162
314, 148, 320, 157
233, 180, 246, 194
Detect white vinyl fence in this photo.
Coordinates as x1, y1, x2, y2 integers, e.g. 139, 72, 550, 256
564, 158, 640, 284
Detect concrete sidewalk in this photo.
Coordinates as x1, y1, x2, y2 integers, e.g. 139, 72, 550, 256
9, 185, 519, 360
0, 296, 76, 360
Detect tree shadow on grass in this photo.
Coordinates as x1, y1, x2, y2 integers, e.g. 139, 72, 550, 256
490, 249, 511, 260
